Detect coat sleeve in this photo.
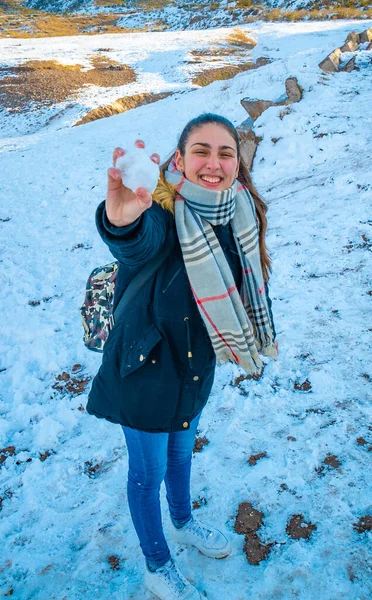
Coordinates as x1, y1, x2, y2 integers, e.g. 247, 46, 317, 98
264, 281, 276, 340
95, 200, 171, 269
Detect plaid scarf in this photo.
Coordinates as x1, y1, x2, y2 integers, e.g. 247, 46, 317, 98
166, 160, 277, 374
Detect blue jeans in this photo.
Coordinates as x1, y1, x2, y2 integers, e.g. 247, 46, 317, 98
122, 413, 201, 570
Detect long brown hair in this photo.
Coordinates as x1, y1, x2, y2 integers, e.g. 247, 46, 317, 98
153, 113, 272, 281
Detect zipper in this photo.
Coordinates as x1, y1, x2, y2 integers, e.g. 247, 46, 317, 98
162, 267, 183, 294
184, 316, 193, 369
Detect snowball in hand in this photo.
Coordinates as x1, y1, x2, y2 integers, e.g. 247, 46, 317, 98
116, 147, 160, 194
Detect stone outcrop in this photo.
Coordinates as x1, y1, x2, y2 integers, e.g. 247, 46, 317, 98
238, 77, 303, 170
283, 77, 303, 104
340, 57, 356, 73
318, 27, 372, 73
360, 27, 372, 43
240, 99, 275, 121
318, 48, 342, 73
236, 123, 263, 171
240, 76, 303, 122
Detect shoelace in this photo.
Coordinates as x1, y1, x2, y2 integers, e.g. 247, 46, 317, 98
185, 519, 214, 541
158, 560, 188, 596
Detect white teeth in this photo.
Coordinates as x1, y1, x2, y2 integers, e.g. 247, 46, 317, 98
201, 176, 221, 183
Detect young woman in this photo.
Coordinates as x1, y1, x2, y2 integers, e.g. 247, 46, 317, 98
87, 113, 278, 600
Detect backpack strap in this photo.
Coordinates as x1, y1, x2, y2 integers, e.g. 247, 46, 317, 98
113, 228, 175, 325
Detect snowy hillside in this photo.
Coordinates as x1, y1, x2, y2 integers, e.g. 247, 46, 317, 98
1, 19, 372, 600
22, 0, 372, 14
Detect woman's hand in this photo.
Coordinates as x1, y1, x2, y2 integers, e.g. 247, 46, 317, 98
106, 140, 160, 227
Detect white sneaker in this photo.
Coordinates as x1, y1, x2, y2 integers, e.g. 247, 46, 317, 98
170, 517, 231, 559
145, 558, 203, 600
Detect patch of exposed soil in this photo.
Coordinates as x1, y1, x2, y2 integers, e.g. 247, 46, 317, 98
286, 514, 317, 540
243, 532, 272, 565
353, 515, 372, 533
0, 59, 136, 111
192, 57, 271, 87
294, 378, 312, 391
247, 452, 267, 466
234, 502, 263, 534
192, 495, 207, 510
0, 446, 16, 466
52, 365, 91, 396
108, 555, 120, 571
74, 91, 173, 126
84, 460, 104, 479
193, 436, 209, 453
39, 450, 53, 462
316, 454, 342, 476
323, 454, 341, 468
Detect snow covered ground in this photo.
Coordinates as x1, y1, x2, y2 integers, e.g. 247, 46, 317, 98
0, 26, 255, 138
0, 19, 371, 600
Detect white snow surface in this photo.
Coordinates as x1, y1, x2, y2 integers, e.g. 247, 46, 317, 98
0, 19, 372, 600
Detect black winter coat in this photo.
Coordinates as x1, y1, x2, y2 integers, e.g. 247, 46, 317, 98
86, 201, 275, 432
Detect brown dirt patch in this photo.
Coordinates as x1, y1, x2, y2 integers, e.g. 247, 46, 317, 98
84, 460, 104, 479
316, 454, 342, 476
353, 515, 372, 533
193, 436, 209, 453
286, 514, 317, 540
294, 378, 312, 391
243, 532, 272, 565
74, 91, 173, 127
39, 451, 52, 462
0, 446, 16, 466
357, 436, 367, 446
192, 495, 207, 510
0, 59, 136, 111
108, 555, 120, 571
53, 368, 91, 395
247, 452, 267, 466
323, 454, 341, 469
192, 58, 270, 87
234, 502, 263, 534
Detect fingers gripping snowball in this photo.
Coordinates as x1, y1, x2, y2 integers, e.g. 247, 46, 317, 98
116, 147, 160, 194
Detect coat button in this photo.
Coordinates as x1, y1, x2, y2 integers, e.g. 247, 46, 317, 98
193, 376, 199, 381
139, 355, 145, 362
183, 422, 189, 428
151, 359, 156, 364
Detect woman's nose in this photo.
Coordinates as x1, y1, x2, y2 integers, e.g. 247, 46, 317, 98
206, 154, 220, 170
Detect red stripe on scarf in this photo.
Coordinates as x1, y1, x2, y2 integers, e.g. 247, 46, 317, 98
237, 184, 245, 192
258, 284, 264, 294
191, 285, 240, 364
197, 286, 237, 304
243, 268, 252, 274
176, 176, 185, 194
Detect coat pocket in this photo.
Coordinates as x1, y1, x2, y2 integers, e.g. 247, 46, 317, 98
120, 324, 163, 378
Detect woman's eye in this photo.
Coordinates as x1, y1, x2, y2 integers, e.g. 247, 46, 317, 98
221, 153, 233, 158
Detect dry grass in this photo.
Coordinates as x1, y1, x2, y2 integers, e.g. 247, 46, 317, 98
1, 1, 370, 39
0, 4, 141, 38
225, 29, 257, 48
192, 58, 270, 87
0, 59, 136, 111
74, 91, 173, 126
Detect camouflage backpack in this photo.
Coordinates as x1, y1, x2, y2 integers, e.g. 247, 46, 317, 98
80, 231, 175, 353
81, 262, 118, 353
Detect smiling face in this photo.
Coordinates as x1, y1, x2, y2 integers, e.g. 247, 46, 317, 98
175, 123, 240, 191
